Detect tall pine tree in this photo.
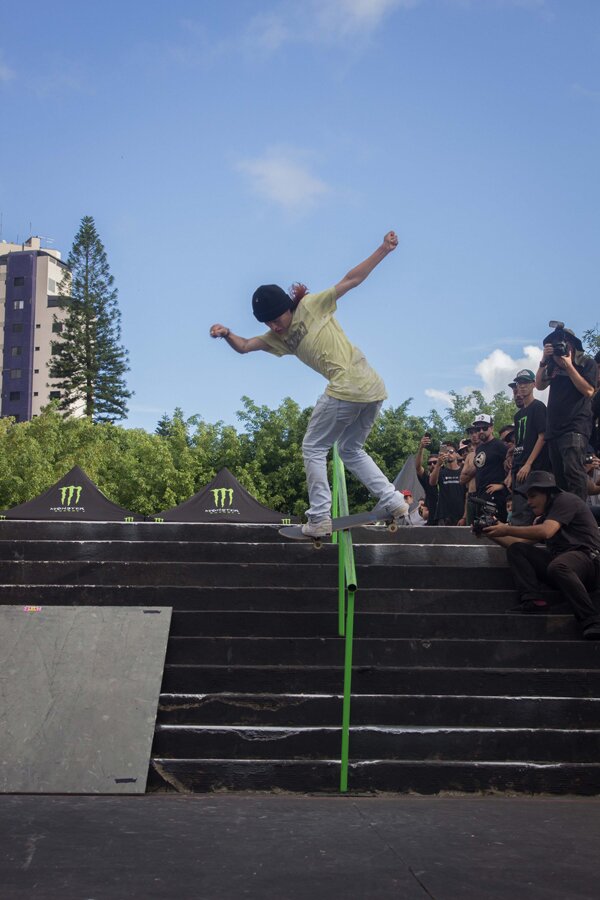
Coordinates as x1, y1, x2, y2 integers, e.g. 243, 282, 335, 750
49, 216, 132, 422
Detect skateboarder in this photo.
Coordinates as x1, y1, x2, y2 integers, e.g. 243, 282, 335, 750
209, 230, 409, 537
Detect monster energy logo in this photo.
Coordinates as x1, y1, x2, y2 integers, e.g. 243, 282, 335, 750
212, 488, 234, 507
60, 485, 82, 506
207, 487, 240, 515
50, 484, 85, 512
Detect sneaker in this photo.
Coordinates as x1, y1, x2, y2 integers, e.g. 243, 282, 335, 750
301, 518, 332, 538
583, 623, 600, 640
386, 493, 410, 521
508, 599, 550, 614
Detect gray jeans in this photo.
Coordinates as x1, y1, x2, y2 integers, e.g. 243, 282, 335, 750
302, 394, 399, 522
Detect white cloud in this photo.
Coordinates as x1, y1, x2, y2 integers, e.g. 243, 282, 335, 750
315, 0, 421, 35
0, 53, 15, 83
236, 148, 331, 215
425, 388, 454, 405
572, 83, 600, 102
243, 0, 417, 51
425, 344, 548, 410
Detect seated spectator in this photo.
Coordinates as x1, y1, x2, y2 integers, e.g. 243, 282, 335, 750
429, 442, 466, 526
483, 471, 600, 640
415, 434, 439, 525
535, 323, 597, 500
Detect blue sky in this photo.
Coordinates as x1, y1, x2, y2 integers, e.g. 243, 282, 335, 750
1, 0, 598, 431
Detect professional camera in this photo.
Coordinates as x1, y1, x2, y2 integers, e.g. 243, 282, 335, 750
546, 320, 569, 357
470, 496, 499, 535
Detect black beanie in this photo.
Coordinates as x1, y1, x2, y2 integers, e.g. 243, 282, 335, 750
252, 284, 292, 323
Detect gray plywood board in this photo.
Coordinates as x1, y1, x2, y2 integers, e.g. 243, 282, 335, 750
0, 606, 171, 793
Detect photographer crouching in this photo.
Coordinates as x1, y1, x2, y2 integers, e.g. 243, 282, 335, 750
482, 471, 600, 640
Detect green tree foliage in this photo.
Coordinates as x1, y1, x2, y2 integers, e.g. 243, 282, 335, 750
583, 324, 600, 357
49, 215, 132, 422
443, 389, 516, 436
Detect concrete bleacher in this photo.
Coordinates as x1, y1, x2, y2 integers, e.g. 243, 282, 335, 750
0, 519, 599, 794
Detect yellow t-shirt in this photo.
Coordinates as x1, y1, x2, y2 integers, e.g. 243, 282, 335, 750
256, 288, 387, 404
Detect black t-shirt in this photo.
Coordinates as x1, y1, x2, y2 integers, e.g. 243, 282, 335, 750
474, 438, 507, 493
436, 467, 466, 523
544, 355, 598, 440
418, 471, 438, 524
544, 491, 600, 557
512, 399, 550, 471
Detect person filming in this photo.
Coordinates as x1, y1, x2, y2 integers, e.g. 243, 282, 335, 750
535, 322, 597, 500
483, 471, 600, 640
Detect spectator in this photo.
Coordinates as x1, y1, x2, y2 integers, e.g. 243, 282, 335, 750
591, 359, 600, 454
508, 380, 525, 410
471, 414, 509, 522
535, 324, 597, 500
483, 471, 600, 640
459, 426, 480, 526
415, 435, 439, 526
586, 453, 600, 525
429, 441, 466, 526
499, 424, 515, 482
510, 369, 551, 526
401, 489, 427, 526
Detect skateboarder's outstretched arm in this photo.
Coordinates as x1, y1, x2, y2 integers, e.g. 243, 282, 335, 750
334, 231, 398, 300
209, 324, 268, 354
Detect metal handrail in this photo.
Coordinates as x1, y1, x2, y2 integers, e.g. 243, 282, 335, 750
332, 443, 357, 793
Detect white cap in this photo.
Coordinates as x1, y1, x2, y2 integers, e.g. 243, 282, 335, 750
471, 413, 493, 426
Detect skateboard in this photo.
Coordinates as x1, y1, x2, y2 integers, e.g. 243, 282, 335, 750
279, 506, 406, 549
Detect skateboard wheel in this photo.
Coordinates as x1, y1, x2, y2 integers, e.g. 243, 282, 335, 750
313, 539, 322, 550
388, 521, 398, 533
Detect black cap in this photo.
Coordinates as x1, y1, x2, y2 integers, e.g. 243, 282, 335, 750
252, 285, 292, 323
515, 470, 562, 496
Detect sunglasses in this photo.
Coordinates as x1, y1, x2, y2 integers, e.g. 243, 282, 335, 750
472, 425, 491, 432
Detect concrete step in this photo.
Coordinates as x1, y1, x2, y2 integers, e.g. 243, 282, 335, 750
158, 692, 600, 728
168, 610, 579, 640
0, 520, 484, 544
148, 758, 600, 795
0, 539, 506, 567
152, 724, 600, 762
164, 636, 600, 668
0, 560, 514, 589
0, 584, 524, 612
162, 664, 600, 697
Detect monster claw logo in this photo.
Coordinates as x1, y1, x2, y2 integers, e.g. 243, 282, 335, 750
212, 488, 234, 508
50, 484, 85, 512
207, 486, 240, 515
60, 485, 82, 506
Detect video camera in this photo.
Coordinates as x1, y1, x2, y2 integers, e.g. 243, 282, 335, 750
469, 496, 499, 536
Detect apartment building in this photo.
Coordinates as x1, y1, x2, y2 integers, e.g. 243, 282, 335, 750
0, 236, 73, 422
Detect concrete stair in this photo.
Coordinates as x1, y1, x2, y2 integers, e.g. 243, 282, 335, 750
0, 519, 599, 795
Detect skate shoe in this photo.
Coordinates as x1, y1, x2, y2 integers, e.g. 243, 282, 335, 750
301, 518, 333, 538
386, 494, 411, 527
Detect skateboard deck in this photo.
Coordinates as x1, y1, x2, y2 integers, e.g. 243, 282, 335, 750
279, 506, 401, 547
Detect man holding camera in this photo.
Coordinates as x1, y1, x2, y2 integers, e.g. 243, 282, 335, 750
428, 442, 466, 526
536, 323, 597, 500
463, 414, 509, 522
483, 471, 600, 640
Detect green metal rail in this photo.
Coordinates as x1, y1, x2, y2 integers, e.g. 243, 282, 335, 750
331, 443, 357, 793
